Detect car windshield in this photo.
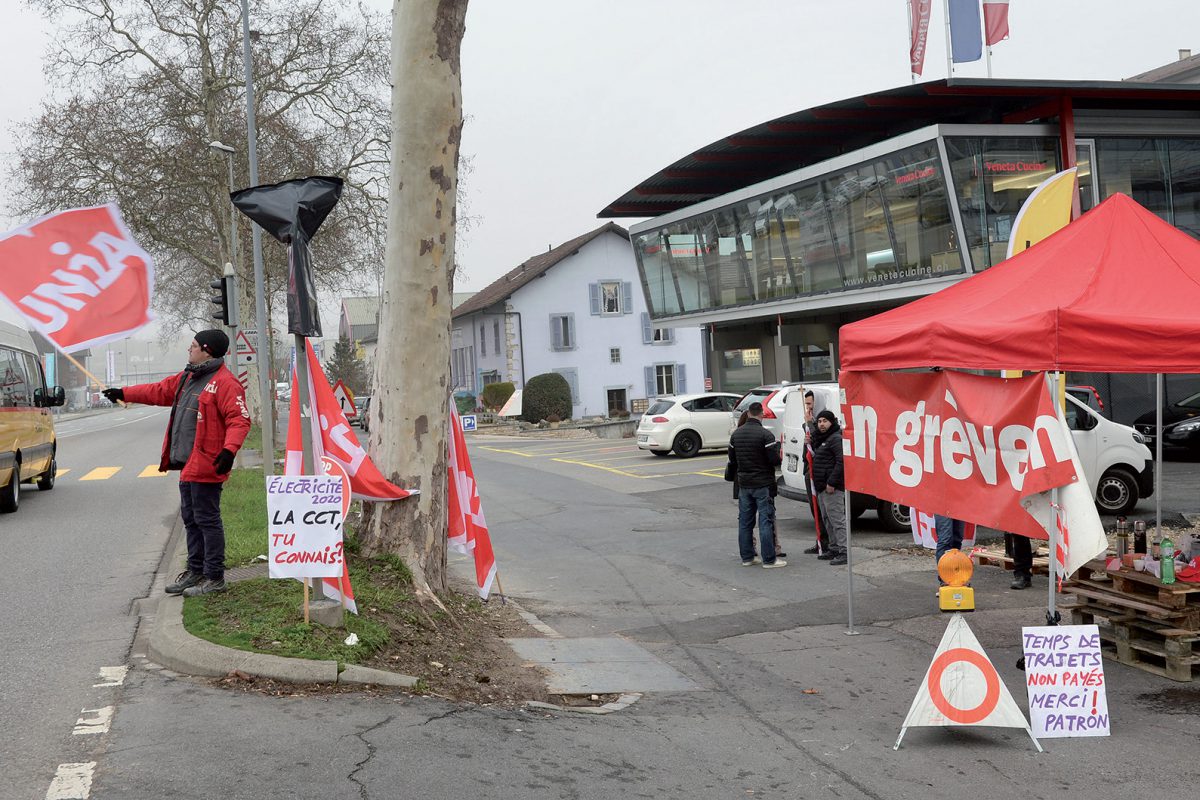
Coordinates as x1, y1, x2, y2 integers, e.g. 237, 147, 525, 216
1178, 391, 1200, 409
646, 400, 674, 415
734, 390, 771, 413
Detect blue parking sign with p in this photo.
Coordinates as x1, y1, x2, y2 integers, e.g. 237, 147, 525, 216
461, 414, 477, 432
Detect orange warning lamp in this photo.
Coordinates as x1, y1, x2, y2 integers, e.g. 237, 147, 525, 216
937, 549, 975, 612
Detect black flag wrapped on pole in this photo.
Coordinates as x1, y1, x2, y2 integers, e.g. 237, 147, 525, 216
231, 176, 344, 337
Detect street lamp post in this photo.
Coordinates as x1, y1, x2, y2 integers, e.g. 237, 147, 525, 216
239, 0, 275, 475
208, 141, 239, 273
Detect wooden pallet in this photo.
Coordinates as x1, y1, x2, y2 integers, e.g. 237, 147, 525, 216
1106, 567, 1200, 610
973, 546, 1052, 575
1063, 601, 1200, 682
1064, 581, 1200, 629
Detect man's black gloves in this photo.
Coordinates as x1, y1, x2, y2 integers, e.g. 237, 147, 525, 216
102, 387, 124, 403
213, 449, 235, 475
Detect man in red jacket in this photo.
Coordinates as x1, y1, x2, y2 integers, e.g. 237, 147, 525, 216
103, 329, 251, 596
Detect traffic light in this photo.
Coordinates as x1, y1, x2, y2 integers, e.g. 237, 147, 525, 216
210, 264, 239, 327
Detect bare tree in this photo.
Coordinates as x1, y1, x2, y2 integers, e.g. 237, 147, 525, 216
11, 0, 391, 415
359, 0, 468, 601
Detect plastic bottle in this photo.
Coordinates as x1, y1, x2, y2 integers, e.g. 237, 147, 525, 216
1161, 533, 1176, 585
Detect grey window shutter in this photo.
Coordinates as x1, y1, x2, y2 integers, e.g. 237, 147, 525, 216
589, 283, 601, 315
568, 368, 579, 402
664, 326, 674, 343
567, 313, 576, 349
550, 315, 562, 351
641, 312, 653, 344
644, 366, 655, 399
622, 281, 634, 314
676, 363, 687, 394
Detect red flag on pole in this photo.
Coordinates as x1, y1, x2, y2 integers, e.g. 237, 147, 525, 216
908, 0, 934, 76
0, 204, 155, 352
983, 0, 1011, 45
448, 402, 498, 599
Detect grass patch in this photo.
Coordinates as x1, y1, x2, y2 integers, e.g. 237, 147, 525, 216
242, 423, 262, 454
221, 468, 269, 568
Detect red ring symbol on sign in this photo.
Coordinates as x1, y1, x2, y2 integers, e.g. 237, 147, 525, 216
927, 648, 1001, 724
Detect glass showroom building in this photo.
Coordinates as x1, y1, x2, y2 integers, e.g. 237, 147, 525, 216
601, 79, 1200, 422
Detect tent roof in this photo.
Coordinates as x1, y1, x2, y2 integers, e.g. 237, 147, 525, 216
839, 194, 1200, 374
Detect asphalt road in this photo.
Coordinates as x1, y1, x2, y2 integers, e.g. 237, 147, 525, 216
7, 426, 1200, 799
0, 407, 176, 798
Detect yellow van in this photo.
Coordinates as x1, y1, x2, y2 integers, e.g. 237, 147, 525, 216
1, 320, 65, 513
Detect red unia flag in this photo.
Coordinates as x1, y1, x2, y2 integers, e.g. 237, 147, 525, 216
983, 0, 1011, 45
0, 204, 155, 351
319, 457, 357, 613
286, 340, 418, 502
448, 402, 497, 599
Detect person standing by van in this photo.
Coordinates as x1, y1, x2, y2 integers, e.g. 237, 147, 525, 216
800, 390, 832, 557
729, 402, 785, 568
102, 330, 250, 596
811, 410, 847, 566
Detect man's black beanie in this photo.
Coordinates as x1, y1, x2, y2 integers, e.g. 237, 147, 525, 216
195, 329, 230, 359
816, 409, 838, 425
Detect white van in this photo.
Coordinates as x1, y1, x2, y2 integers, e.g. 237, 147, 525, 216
777, 382, 1153, 530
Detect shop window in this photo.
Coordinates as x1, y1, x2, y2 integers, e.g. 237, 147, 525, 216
1096, 137, 1170, 224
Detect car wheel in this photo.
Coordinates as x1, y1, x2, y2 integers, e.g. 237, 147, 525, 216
877, 500, 911, 532
672, 430, 701, 458
37, 457, 56, 491
650, 449, 670, 457
0, 464, 19, 514
1096, 467, 1138, 515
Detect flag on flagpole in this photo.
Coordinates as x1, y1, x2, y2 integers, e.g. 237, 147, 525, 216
448, 402, 498, 600
284, 339, 419, 612
983, 0, 1011, 45
948, 0, 983, 63
908, 0, 934, 76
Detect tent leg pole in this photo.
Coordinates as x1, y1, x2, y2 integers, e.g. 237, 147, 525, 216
1156, 373, 1163, 545
845, 488, 860, 636
1047, 372, 1059, 625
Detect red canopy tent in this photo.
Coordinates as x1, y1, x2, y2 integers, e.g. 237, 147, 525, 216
840, 193, 1200, 373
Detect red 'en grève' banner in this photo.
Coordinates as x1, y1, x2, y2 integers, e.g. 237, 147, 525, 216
840, 370, 1078, 540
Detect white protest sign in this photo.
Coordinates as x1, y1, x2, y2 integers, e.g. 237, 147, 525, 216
266, 474, 345, 578
1022, 625, 1110, 738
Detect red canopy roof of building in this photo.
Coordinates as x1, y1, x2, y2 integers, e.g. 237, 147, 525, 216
840, 193, 1200, 374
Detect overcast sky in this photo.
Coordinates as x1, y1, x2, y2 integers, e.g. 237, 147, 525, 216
2, 0, 1198, 330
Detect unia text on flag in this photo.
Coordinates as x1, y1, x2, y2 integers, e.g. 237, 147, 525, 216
0, 204, 155, 352
983, 0, 1011, 45
909, 0, 934, 76
448, 402, 498, 600
948, 0, 983, 63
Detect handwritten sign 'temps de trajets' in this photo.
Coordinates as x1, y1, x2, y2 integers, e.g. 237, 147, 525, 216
1021, 625, 1110, 738
266, 475, 344, 579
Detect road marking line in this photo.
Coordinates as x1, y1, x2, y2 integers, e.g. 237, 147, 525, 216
137, 465, 168, 478
550, 458, 643, 478
72, 707, 114, 735
93, 666, 129, 687
478, 447, 534, 457
46, 762, 95, 799
55, 469, 71, 478
79, 467, 121, 481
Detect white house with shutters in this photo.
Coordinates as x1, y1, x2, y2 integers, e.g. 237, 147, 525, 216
451, 222, 705, 418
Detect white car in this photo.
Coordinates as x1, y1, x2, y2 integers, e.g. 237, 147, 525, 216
730, 382, 805, 441
637, 393, 742, 458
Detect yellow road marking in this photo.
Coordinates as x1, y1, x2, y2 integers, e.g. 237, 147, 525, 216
478, 447, 535, 458
55, 468, 70, 478
80, 467, 121, 481
549, 458, 642, 478
138, 465, 169, 478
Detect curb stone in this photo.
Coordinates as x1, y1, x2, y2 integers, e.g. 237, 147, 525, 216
147, 529, 421, 687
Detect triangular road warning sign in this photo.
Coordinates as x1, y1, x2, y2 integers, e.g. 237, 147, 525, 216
331, 380, 358, 419
895, 614, 1042, 752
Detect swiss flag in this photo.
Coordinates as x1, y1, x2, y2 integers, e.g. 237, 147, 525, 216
448, 403, 498, 599
0, 204, 155, 352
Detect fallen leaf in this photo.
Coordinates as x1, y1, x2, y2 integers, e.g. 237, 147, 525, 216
802, 688, 819, 695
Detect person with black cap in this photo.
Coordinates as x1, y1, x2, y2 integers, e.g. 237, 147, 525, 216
102, 329, 250, 596
811, 409, 848, 566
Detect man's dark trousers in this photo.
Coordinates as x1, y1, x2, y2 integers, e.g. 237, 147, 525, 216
180, 481, 225, 580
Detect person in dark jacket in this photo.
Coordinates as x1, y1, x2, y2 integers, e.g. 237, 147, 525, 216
811, 409, 848, 565
103, 330, 250, 596
801, 390, 832, 557
728, 402, 785, 568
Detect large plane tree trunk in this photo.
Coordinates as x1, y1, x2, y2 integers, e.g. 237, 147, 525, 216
360, 0, 468, 601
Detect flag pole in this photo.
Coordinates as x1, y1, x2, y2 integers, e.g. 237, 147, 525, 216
942, 0, 953, 78
906, 0, 917, 85
303, 578, 310, 624
493, 572, 507, 605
